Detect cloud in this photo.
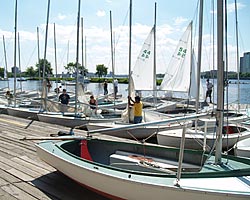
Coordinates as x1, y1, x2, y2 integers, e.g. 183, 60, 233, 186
57, 13, 67, 20
212, 2, 246, 14
227, 2, 246, 13
174, 16, 188, 26
96, 10, 106, 17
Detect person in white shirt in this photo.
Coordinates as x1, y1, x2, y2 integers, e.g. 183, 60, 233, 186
205, 79, 213, 103
114, 79, 118, 99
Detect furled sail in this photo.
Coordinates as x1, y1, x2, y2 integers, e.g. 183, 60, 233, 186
189, 50, 205, 100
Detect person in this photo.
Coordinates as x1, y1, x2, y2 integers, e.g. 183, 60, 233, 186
128, 95, 143, 124
59, 89, 70, 105
89, 95, 98, 114
54, 86, 62, 93
114, 79, 118, 99
205, 79, 213, 103
5, 90, 13, 106
46, 78, 52, 92
103, 80, 108, 95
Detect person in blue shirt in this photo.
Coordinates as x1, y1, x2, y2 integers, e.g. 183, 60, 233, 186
59, 89, 70, 105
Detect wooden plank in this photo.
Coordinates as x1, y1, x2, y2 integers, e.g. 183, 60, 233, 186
0, 155, 42, 179
1, 181, 38, 200
0, 114, 109, 199
0, 187, 18, 200
11, 157, 51, 176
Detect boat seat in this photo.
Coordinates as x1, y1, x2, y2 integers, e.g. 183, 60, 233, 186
110, 150, 200, 173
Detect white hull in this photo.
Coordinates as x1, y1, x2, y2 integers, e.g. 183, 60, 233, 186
37, 113, 120, 129
234, 138, 250, 158
157, 125, 250, 151
7, 107, 40, 120
87, 122, 164, 139
36, 141, 250, 200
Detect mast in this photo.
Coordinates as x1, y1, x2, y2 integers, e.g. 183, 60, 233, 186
42, 0, 51, 111
128, 0, 132, 122
13, 0, 17, 107
110, 10, 115, 101
3, 35, 9, 88
53, 23, 58, 97
85, 36, 87, 70
153, 2, 157, 104
67, 40, 69, 66
37, 27, 41, 80
195, 0, 203, 113
215, 0, 224, 164
18, 32, 22, 92
75, 0, 81, 114
234, 0, 240, 111
81, 17, 84, 87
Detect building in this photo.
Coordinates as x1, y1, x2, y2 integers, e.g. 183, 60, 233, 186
240, 52, 250, 73
11, 66, 20, 74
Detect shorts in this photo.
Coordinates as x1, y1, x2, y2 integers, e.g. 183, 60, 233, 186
134, 116, 142, 124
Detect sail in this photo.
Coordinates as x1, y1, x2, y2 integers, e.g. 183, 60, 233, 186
121, 77, 136, 123
131, 27, 154, 91
189, 50, 205, 100
160, 22, 192, 92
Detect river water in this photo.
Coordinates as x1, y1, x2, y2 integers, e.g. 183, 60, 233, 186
1, 78, 250, 104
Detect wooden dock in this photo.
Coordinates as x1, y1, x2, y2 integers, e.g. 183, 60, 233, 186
0, 114, 108, 200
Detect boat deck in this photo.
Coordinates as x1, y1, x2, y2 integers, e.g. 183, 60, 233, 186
0, 114, 108, 200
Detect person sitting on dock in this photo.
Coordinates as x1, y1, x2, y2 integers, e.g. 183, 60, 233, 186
5, 90, 13, 106
89, 95, 98, 114
54, 86, 62, 93
128, 95, 143, 124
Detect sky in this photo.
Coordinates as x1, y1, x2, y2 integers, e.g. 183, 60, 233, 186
0, 0, 250, 75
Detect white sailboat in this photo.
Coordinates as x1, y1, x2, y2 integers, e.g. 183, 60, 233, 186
160, 22, 204, 102
131, 25, 176, 112
35, 1, 250, 199
157, 3, 250, 151
86, 4, 179, 139
36, 1, 121, 129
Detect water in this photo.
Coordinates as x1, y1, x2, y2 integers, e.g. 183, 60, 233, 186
1, 78, 250, 104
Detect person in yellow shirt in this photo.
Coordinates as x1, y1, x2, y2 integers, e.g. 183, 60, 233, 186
128, 96, 143, 124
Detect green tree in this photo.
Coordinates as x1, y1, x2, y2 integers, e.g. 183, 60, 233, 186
25, 66, 36, 77
64, 62, 88, 75
36, 59, 53, 77
64, 62, 76, 74
79, 65, 88, 76
0, 67, 4, 78
95, 64, 108, 78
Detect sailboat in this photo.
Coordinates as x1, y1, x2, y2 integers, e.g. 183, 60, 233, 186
36, 1, 121, 129
33, 0, 250, 200
35, 1, 250, 199
86, 4, 181, 139
157, 0, 250, 151
130, 24, 176, 112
